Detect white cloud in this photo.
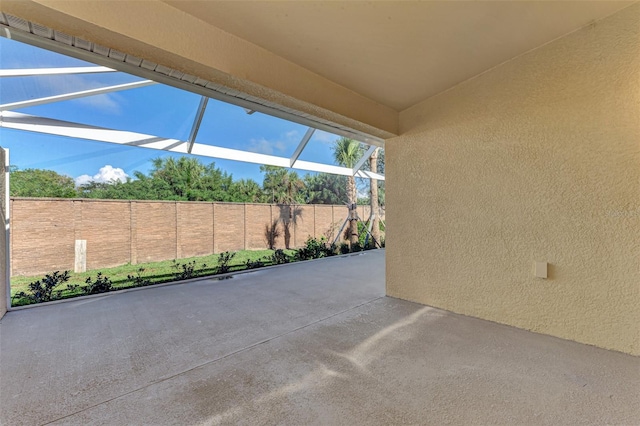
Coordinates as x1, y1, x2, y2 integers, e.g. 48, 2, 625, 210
245, 129, 317, 155
75, 165, 128, 186
74, 93, 123, 114
74, 174, 94, 187
33, 75, 124, 114
285, 130, 300, 140
313, 130, 339, 144
248, 137, 287, 155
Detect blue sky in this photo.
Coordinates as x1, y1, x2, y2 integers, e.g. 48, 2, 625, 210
0, 36, 343, 185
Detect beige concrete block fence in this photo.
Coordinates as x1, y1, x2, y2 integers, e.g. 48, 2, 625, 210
10, 198, 377, 277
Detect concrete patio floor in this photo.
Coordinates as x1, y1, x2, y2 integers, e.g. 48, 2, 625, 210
1, 249, 638, 425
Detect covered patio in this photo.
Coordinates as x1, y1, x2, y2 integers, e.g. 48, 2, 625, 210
0, 2, 639, 424
1, 251, 637, 425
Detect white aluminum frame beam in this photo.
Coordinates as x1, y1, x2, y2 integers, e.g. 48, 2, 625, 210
1, 25, 384, 147
289, 127, 315, 167
0, 112, 384, 180
352, 145, 378, 176
0, 80, 156, 111
354, 169, 383, 179
0, 66, 115, 77
187, 96, 209, 154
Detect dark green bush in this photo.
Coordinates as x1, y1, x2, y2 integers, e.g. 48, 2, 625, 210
216, 251, 236, 274
82, 272, 113, 295
295, 236, 329, 261
245, 258, 266, 269
13, 270, 71, 303
172, 260, 200, 280
127, 267, 151, 287
357, 221, 368, 248
339, 243, 350, 254
351, 242, 364, 252
271, 249, 290, 265
355, 221, 382, 250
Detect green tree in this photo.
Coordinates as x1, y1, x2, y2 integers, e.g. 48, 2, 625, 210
371, 148, 385, 208
368, 147, 381, 247
76, 181, 115, 199
78, 173, 161, 200
356, 147, 384, 246
79, 158, 235, 202
228, 178, 263, 203
303, 173, 348, 205
149, 157, 233, 201
10, 168, 77, 198
260, 165, 305, 204
357, 147, 385, 209
332, 137, 363, 246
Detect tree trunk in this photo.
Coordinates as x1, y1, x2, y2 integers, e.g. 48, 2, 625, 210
347, 176, 358, 246
369, 148, 380, 248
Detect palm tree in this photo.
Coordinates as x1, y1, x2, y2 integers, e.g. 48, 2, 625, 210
229, 178, 263, 203
150, 157, 232, 201
260, 165, 305, 249
260, 165, 305, 204
151, 157, 206, 200
332, 137, 363, 247
303, 173, 347, 204
369, 148, 381, 248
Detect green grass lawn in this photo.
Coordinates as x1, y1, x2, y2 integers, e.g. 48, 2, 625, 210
10, 249, 297, 307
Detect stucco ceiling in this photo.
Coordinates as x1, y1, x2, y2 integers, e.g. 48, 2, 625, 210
164, 1, 632, 111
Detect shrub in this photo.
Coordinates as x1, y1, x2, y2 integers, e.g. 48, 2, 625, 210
216, 251, 236, 274
245, 258, 266, 270
355, 221, 382, 249
172, 260, 201, 280
82, 272, 113, 295
357, 221, 368, 248
271, 249, 290, 265
13, 270, 72, 303
351, 242, 364, 253
295, 237, 318, 261
127, 267, 151, 287
295, 236, 331, 261
339, 243, 350, 255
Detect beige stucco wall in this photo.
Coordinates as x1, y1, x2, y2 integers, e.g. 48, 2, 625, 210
387, 5, 640, 355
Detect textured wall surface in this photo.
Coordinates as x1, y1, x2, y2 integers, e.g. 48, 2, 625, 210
134, 202, 178, 263
11, 199, 76, 274
387, 6, 640, 355
81, 201, 131, 270
213, 203, 245, 253
176, 203, 213, 259
244, 204, 269, 250
11, 199, 377, 276
294, 206, 315, 248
